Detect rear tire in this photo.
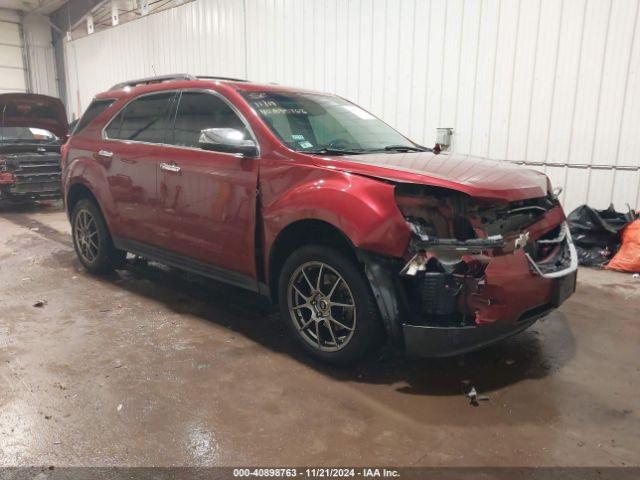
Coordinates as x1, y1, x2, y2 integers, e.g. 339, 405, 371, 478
71, 199, 126, 273
278, 245, 384, 365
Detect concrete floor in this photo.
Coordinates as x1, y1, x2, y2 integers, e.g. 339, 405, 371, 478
0, 202, 638, 467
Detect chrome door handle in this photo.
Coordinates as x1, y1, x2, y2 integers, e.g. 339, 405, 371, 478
98, 149, 113, 158
160, 162, 181, 173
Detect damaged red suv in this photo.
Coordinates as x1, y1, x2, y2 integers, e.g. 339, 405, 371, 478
61, 74, 577, 364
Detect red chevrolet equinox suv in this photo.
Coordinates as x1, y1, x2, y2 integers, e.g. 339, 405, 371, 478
62, 74, 577, 364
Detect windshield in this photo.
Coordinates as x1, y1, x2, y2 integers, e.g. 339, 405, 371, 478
0, 126, 59, 144
241, 91, 420, 154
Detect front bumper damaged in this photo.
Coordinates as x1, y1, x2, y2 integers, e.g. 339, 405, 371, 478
524, 223, 578, 278
370, 217, 578, 357
400, 226, 531, 276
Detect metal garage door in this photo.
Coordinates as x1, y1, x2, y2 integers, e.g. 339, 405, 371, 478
0, 18, 27, 93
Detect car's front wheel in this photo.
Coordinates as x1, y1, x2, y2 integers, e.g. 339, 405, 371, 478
278, 245, 384, 365
71, 198, 126, 273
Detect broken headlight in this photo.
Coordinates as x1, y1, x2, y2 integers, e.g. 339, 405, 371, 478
395, 184, 531, 277
395, 184, 477, 240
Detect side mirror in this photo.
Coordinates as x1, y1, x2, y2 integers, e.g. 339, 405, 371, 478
198, 128, 258, 157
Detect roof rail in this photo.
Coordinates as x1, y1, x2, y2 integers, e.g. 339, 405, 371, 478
196, 75, 249, 83
109, 74, 197, 91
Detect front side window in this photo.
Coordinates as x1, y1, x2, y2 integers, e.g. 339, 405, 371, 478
240, 91, 419, 154
169, 91, 247, 148
105, 92, 175, 143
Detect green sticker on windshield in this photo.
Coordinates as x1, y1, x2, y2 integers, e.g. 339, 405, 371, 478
292, 134, 305, 141
299, 141, 313, 149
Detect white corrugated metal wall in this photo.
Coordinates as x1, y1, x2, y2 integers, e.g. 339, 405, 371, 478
0, 10, 58, 97
0, 9, 28, 93
64, 0, 246, 118
22, 14, 59, 98
64, 0, 640, 212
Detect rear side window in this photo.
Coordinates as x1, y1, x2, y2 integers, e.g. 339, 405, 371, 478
105, 92, 175, 143
74, 99, 115, 134
169, 91, 247, 148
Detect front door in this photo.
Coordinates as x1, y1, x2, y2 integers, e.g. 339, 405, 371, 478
158, 90, 259, 280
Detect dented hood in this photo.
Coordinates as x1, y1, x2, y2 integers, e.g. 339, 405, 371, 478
0, 93, 68, 139
311, 151, 549, 202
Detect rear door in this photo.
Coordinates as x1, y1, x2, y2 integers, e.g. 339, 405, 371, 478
158, 90, 260, 281
100, 91, 177, 245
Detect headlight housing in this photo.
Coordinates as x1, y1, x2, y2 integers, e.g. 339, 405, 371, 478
394, 184, 479, 240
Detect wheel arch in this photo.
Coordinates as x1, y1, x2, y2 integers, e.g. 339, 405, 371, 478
65, 181, 118, 239
267, 219, 357, 302
66, 182, 99, 217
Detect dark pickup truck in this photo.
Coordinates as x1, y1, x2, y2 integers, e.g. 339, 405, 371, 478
0, 93, 68, 202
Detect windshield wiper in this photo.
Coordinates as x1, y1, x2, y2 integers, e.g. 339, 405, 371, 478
302, 147, 366, 156
380, 145, 429, 152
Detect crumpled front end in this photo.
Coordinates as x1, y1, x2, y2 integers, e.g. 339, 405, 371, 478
390, 183, 578, 357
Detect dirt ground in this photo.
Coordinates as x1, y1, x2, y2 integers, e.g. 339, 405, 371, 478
0, 202, 638, 467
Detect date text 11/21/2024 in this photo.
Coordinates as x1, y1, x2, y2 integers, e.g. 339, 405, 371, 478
232, 468, 401, 478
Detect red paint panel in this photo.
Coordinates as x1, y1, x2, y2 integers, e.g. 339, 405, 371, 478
259, 156, 412, 262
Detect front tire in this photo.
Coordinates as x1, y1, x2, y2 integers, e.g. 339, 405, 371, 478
71, 199, 126, 273
278, 245, 384, 365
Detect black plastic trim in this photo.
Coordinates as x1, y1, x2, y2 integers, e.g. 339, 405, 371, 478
113, 237, 266, 295
402, 316, 541, 358
356, 250, 406, 345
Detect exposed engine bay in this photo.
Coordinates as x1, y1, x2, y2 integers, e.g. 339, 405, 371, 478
392, 184, 575, 329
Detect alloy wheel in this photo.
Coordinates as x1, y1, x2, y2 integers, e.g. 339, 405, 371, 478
287, 261, 357, 352
74, 209, 100, 264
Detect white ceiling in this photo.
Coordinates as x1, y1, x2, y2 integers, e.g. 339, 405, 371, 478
0, 0, 67, 15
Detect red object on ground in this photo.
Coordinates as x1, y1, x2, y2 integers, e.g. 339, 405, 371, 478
606, 219, 640, 273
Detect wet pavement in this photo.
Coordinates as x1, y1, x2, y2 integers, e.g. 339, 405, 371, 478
0, 202, 638, 467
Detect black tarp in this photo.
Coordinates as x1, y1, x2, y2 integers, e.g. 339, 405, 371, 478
566, 204, 637, 267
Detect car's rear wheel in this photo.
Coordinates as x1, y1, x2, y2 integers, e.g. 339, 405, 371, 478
278, 245, 384, 365
71, 199, 126, 273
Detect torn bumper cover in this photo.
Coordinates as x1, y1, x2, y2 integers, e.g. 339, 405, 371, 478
397, 221, 578, 357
